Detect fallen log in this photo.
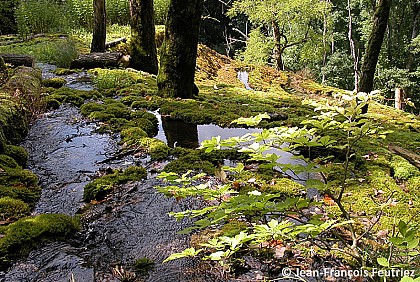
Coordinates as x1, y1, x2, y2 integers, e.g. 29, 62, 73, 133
105, 37, 127, 49
388, 144, 420, 169
0, 54, 35, 67
70, 52, 129, 69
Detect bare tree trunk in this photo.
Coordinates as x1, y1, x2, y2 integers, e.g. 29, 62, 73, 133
129, 0, 158, 74
157, 0, 204, 99
272, 21, 285, 71
359, 0, 391, 113
322, 2, 329, 84
347, 0, 360, 92
91, 0, 106, 53
395, 88, 404, 110
406, 1, 419, 71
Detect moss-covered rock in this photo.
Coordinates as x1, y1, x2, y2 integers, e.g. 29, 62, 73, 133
3, 145, 28, 167
80, 102, 106, 116
0, 214, 80, 269
42, 77, 67, 88
0, 154, 19, 169
0, 197, 30, 219
0, 185, 41, 208
84, 166, 147, 202
134, 257, 154, 274
120, 127, 148, 145
0, 167, 38, 187
390, 155, 420, 180
164, 154, 215, 174
260, 177, 304, 196
104, 102, 131, 119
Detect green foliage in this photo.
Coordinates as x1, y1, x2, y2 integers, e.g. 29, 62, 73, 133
15, 0, 72, 36
0, 214, 80, 269
236, 29, 274, 65
376, 220, 420, 275
90, 68, 144, 92
0, 37, 78, 68
154, 0, 170, 25
84, 166, 147, 202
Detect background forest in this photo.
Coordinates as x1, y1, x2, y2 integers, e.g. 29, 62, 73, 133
0, 0, 418, 112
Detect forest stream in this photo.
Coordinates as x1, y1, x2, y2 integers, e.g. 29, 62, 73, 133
0, 64, 316, 282
1, 64, 223, 282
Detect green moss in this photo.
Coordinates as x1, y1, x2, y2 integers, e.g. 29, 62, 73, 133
120, 127, 148, 145
45, 98, 60, 110
42, 77, 67, 88
80, 102, 105, 116
88, 111, 115, 121
0, 214, 80, 269
45, 88, 102, 108
4, 145, 28, 167
0, 197, 30, 219
131, 118, 157, 137
0, 155, 19, 169
84, 166, 147, 202
164, 154, 216, 174
390, 155, 419, 180
0, 167, 38, 187
260, 177, 304, 196
0, 185, 41, 208
220, 221, 248, 237
104, 103, 131, 119
126, 137, 170, 160
52, 68, 79, 75
133, 257, 154, 273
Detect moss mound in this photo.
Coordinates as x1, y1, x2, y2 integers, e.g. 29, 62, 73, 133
0, 214, 80, 269
390, 155, 420, 180
84, 166, 147, 202
3, 145, 28, 167
0, 155, 19, 169
0, 197, 30, 219
42, 77, 67, 88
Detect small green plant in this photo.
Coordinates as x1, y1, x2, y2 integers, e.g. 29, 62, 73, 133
156, 91, 411, 274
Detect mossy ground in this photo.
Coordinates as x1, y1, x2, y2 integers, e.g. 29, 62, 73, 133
0, 214, 80, 269
84, 166, 147, 202
1, 30, 420, 273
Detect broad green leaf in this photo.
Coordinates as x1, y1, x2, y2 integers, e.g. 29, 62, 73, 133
377, 257, 389, 267
163, 248, 202, 263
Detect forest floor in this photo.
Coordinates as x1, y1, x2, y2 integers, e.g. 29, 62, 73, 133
0, 31, 419, 281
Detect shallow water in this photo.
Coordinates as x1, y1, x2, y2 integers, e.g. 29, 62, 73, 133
2, 65, 222, 282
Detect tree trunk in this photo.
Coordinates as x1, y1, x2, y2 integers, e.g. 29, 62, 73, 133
157, 0, 204, 99
405, 1, 419, 71
348, 0, 360, 92
91, 0, 106, 53
394, 87, 404, 110
272, 21, 285, 71
129, 0, 159, 74
359, 0, 390, 114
